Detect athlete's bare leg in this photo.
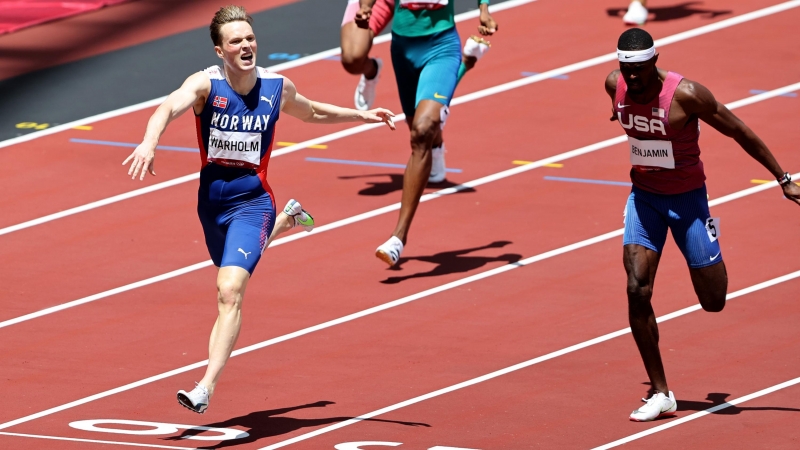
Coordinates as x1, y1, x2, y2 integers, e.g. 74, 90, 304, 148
341, 22, 379, 79
199, 265, 250, 397
625, 243, 728, 397
689, 262, 728, 312
392, 100, 443, 244
624, 244, 669, 395
197, 209, 307, 396
264, 211, 295, 248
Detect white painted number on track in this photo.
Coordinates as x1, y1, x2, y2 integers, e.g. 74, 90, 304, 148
69, 419, 249, 441
334, 443, 479, 450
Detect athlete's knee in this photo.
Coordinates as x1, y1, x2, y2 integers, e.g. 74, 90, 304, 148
216, 278, 244, 309
626, 275, 653, 308
409, 115, 439, 147
699, 290, 726, 312
691, 263, 727, 313
340, 53, 368, 75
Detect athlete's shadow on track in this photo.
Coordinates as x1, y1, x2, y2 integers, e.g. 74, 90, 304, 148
676, 393, 800, 415
339, 173, 475, 196
606, 2, 731, 22
164, 400, 429, 448
381, 241, 522, 284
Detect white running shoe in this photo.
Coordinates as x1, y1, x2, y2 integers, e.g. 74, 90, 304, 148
630, 391, 677, 422
177, 383, 209, 414
354, 58, 382, 111
429, 144, 446, 183
283, 199, 315, 232
623, 1, 648, 25
376, 236, 404, 266
463, 35, 491, 60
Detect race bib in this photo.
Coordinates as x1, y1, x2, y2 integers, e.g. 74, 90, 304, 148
628, 136, 675, 169
400, 0, 448, 10
705, 217, 720, 242
207, 128, 262, 168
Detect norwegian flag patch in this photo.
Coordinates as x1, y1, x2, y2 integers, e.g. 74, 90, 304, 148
212, 96, 228, 109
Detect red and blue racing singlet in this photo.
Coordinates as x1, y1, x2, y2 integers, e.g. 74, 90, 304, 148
195, 66, 283, 194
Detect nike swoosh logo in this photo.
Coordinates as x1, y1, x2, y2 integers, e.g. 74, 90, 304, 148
710, 252, 721, 261
433, 93, 448, 99
617, 102, 629, 108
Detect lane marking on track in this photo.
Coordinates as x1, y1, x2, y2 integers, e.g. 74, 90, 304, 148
1, 2, 798, 237
0, 431, 194, 449
515, 161, 564, 167
0, 83, 797, 329
591, 376, 800, 449
278, 141, 327, 149
749, 88, 797, 97
543, 176, 631, 186
259, 270, 800, 449
305, 157, 463, 173
71, 138, 199, 153
0, 173, 797, 431
0, 0, 538, 150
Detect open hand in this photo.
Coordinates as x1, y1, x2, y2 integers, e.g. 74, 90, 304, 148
122, 141, 156, 180
361, 108, 396, 130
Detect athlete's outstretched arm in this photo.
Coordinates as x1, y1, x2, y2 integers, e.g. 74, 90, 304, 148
679, 80, 800, 204
123, 72, 211, 180
280, 76, 395, 129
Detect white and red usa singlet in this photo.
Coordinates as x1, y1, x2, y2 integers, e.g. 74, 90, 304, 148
614, 71, 705, 195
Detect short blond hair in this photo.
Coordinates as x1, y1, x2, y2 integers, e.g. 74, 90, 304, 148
210, 5, 253, 46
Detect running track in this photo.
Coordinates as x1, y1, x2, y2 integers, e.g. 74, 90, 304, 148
1, 0, 799, 448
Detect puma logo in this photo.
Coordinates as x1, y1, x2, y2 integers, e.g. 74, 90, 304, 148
238, 248, 251, 259
260, 95, 275, 107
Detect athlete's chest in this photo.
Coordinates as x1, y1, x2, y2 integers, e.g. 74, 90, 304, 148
208, 79, 282, 133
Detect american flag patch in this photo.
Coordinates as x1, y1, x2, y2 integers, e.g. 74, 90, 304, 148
652, 107, 665, 118
212, 96, 228, 109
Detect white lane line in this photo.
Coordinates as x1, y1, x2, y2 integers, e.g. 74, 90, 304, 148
592, 376, 800, 449
0, 0, 537, 151
453, 0, 800, 107
0, 261, 214, 328
0, 173, 795, 432
0, 173, 199, 237
259, 270, 800, 449
0, 431, 195, 449
1, 82, 797, 330
2, 1, 798, 237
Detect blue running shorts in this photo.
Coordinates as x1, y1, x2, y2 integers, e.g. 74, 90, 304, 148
197, 165, 276, 275
623, 185, 722, 269
390, 27, 461, 119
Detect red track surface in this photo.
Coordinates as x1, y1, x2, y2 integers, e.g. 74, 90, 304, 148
1, 0, 799, 449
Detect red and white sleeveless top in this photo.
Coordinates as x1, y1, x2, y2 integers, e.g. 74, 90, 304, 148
613, 71, 705, 195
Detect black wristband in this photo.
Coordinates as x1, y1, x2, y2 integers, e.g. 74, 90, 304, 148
778, 172, 792, 186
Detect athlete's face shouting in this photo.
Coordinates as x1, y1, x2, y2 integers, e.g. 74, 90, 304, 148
216, 21, 258, 72
619, 55, 659, 94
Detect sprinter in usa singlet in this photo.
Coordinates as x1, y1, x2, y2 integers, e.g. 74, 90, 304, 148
605, 28, 799, 423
